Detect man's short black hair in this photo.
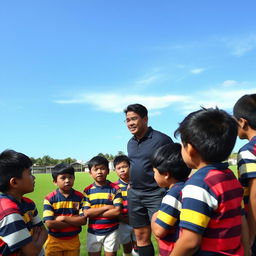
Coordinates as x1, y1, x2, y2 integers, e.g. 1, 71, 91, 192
51, 163, 75, 181
233, 94, 256, 130
174, 107, 238, 163
88, 156, 109, 171
113, 155, 130, 168
124, 104, 148, 118
152, 143, 191, 181
0, 149, 32, 192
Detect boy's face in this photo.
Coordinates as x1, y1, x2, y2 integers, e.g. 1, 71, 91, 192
54, 173, 74, 193
115, 161, 129, 182
90, 164, 109, 186
153, 168, 169, 188
17, 168, 35, 194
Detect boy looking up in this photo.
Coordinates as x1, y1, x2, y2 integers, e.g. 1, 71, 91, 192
113, 155, 138, 256
151, 143, 191, 256
83, 156, 122, 256
0, 149, 47, 256
233, 94, 256, 251
43, 163, 86, 256
170, 108, 245, 256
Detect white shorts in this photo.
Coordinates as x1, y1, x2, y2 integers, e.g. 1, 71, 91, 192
118, 222, 136, 244
87, 229, 120, 253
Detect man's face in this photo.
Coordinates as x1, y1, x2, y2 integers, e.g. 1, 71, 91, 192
125, 111, 148, 138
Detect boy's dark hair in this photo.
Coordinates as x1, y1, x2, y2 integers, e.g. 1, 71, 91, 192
152, 143, 191, 181
51, 163, 75, 181
0, 149, 32, 192
174, 107, 238, 163
233, 94, 256, 130
113, 155, 130, 168
124, 104, 148, 118
88, 156, 109, 171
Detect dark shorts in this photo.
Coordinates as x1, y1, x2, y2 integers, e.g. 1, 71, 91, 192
128, 187, 165, 228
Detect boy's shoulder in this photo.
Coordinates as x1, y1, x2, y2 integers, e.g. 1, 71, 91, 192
72, 189, 84, 198
0, 195, 20, 219
239, 136, 256, 155
83, 183, 95, 193
45, 189, 58, 201
108, 181, 122, 190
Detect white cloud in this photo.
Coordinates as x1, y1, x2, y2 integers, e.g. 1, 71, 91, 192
224, 34, 256, 57
55, 93, 189, 113
222, 80, 238, 87
190, 68, 205, 74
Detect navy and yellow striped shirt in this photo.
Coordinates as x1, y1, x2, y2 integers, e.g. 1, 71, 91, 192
114, 179, 128, 217
83, 180, 122, 235
237, 136, 256, 214
43, 188, 84, 239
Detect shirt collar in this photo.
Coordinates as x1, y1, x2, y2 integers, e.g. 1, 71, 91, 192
132, 126, 153, 141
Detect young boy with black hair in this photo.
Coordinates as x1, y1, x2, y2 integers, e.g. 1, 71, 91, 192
233, 94, 256, 253
43, 163, 86, 256
151, 143, 191, 256
113, 155, 138, 256
170, 107, 246, 256
0, 149, 47, 256
83, 156, 122, 256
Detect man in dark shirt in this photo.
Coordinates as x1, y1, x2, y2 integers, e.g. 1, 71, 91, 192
124, 103, 173, 256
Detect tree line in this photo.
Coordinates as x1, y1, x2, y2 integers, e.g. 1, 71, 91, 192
31, 151, 125, 166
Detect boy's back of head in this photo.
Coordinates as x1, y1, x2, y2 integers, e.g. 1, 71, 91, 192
51, 163, 75, 181
0, 149, 32, 193
152, 143, 191, 181
174, 107, 238, 163
113, 155, 130, 168
88, 156, 109, 171
233, 94, 256, 130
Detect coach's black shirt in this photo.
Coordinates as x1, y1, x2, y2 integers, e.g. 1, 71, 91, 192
127, 126, 173, 191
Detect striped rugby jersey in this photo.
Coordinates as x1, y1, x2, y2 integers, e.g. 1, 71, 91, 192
155, 182, 184, 256
114, 179, 128, 217
83, 180, 122, 235
179, 163, 244, 255
0, 194, 43, 255
43, 188, 84, 239
237, 136, 256, 214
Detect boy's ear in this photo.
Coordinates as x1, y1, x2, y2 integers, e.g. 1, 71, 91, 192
238, 118, 248, 129
186, 143, 197, 158
9, 177, 19, 188
53, 179, 58, 186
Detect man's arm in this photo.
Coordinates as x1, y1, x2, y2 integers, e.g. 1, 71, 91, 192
169, 228, 201, 256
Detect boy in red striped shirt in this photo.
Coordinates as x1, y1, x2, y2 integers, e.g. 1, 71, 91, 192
170, 108, 248, 256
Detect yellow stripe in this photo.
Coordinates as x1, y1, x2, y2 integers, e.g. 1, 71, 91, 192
89, 192, 115, 200
122, 191, 127, 197
180, 209, 210, 228
23, 210, 35, 223
158, 210, 177, 226
240, 163, 256, 174
52, 201, 76, 209
113, 198, 122, 204
43, 210, 54, 218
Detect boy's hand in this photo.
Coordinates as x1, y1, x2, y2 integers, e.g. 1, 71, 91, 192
55, 216, 66, 222
104, 205, 115, 210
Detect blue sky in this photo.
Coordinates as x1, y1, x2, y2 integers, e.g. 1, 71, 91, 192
0, 1, 255, 162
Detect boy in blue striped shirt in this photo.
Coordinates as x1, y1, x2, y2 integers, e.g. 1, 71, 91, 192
43, 163, 86, 256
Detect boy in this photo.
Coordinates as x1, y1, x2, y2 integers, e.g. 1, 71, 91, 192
233, 94, 256, 252
151, 143, 191, 256
0, 149, 47, 255
170, 107, 245, 256
43, 163, 86, 256
113, 155, 138, 256
83, 156, 122, 256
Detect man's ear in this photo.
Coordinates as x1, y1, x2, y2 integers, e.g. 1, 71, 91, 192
143, 116, 148, 125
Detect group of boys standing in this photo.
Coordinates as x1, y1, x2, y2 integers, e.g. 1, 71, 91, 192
0, 94, 256, 256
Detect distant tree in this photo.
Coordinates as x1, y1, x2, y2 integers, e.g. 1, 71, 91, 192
117, 151, 125, 156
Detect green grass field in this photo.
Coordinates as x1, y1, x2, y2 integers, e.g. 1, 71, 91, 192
28, 166, 237, 255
